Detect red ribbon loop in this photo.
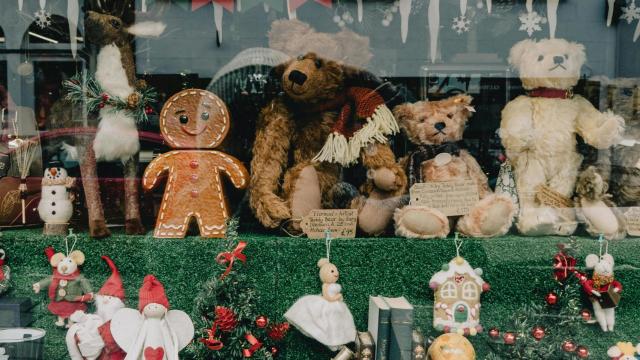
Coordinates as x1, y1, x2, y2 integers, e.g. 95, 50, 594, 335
199, 325, 224, 351
242, 333, 262, 358
216, 241, 247, 279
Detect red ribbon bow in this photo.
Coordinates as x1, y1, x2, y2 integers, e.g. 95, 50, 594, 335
242, 333, 262, 358
216, 241, 247, 279
199, 324, 224, 351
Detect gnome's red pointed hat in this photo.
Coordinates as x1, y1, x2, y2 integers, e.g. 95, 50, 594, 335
99, 256, 125, 300
138, 275, 169, 312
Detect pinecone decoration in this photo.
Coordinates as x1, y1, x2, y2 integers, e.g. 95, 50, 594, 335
127, 92, 141, 108
214, 306, 238, 332
267, 322, 290, 342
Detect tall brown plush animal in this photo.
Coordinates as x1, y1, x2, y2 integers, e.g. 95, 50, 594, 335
249, 53, 407, 235
393, 95, 515, 239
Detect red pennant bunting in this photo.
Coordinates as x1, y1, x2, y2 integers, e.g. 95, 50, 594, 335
315, 0, 331, 8
289, 0, 331, 11
192, 0, 235, 12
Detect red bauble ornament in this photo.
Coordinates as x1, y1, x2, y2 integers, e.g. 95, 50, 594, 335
255, 315, 268, 329
575, 345, 589, 358
545, 292, 558, 305
101, 93, 109, 101
562, 340, 577, 353
531, 326, 545, 341
145, 105, 153, 115
488, 328, 500, 339
98, 103, 105, 109
580, 309, 591, 322
503, 332, 516, 345
268, 322, 290, 342
214, 306, 238, 333
271, 346, 279, 356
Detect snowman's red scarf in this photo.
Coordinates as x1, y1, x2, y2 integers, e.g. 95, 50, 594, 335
301, 87, 398, 166
48, 269, 81, 300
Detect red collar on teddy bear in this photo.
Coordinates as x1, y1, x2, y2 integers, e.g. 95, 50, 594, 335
527, 87, 574, 99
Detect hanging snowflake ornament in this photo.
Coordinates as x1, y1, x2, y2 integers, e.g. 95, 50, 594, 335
451, 15, 470, 34
621, 1, 640, 24
519, 11, 544, 36
34, 9, 52, 29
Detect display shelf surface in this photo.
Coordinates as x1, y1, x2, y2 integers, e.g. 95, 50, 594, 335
1, 230, 639, 359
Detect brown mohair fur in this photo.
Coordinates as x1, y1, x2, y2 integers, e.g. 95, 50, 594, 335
250, 53, 406, 230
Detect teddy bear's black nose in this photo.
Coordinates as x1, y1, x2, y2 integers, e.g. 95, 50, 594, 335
288, 70, 308, 86
434, 122, 446, 131
553, 56, 565, 65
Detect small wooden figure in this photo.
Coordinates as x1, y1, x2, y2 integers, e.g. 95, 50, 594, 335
142, 89, 249, 238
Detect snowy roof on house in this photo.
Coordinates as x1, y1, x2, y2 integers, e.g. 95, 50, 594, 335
429, 256, 486, 288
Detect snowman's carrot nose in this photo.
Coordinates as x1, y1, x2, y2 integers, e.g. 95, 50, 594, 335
50, 168, 57, 177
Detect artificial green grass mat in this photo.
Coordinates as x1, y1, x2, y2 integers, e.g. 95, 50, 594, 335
2, 229, 640, 359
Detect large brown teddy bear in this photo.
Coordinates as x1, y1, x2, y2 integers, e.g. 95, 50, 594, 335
393, 95, 515, 239
250, 53, 407, 235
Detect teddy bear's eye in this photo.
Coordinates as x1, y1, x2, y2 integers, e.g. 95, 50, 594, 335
179, 115, 189, 124
537, 55, 544, 62
447, 113, 454, 119
297, 55, 305, 61
314, 59, 322, 69
200, 112, 210, 121
564, 54, 569, 59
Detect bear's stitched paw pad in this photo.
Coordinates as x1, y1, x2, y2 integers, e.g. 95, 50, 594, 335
394, 206, 449, 239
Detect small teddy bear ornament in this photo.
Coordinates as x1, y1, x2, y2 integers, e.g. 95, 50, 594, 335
33, 234, 93, 327
111, 275, 194, 360
607, 342, 640, 360
578, 245, 622, 332
393, 94, 515, 239
285, 235, 356, 351
143, 89, 249, 238
38, 161, 75, 236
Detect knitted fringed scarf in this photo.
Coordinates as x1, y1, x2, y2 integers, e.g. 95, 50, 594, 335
313, 87, 399, 166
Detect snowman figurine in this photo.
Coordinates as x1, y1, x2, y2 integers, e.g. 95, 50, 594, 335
38, 161, 75, 235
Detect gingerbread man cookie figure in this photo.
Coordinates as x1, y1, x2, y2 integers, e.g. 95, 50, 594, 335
143, 89, 249, 238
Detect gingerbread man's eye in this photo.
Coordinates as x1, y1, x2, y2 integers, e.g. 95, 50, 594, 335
200, 112, 210, 121
179, 115, 189, 124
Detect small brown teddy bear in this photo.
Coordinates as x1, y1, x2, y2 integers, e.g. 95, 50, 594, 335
393, 95, 515, 239
250, 53, 407, 235
143, 89, 249, 238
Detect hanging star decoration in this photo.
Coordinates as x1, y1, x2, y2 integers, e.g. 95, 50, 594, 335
621, 1, 640, 24
34, 8, 52, 28
451, 15, 471, 34
519, 10, 545, 36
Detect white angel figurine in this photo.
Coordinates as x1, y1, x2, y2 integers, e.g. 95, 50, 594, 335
110, 275, 194, 360
284, 258, 356, 351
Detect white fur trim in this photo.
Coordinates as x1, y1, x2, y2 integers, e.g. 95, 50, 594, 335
94, 109, 140, 162
126, 21, 166, 38
313, 104, 399, 166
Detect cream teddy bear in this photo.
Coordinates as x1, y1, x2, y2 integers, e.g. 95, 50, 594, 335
500, 38, 624, 236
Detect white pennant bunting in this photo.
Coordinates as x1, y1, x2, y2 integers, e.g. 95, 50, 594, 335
428, 0, 440, 63
486, 0, 491, 13
635, 19, 640, 41
399, 0, 411, 43
214, 2, 223, 44
287, 0, 297, 19
264, 3, 269, 12
547, 0, 559, 38
18, 0, 23, 11
142, 0, 147, 12
607, 0, 615, 26
40, 0, 46, 9
68, 0, 79, 58
357, 0, 363, 22
237, 0, 241, 11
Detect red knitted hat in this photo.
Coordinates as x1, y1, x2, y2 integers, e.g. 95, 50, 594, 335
44, 247, 56, 261
98, 256, 125, 300
138, 275, 169, 312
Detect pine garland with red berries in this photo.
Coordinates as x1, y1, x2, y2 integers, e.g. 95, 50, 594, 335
62, 71, 157, 124
485, 238, 593, 359
187, 219, 289, 360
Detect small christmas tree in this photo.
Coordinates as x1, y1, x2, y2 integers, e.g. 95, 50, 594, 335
485, 238, 593, 359
187, 219, 289, 360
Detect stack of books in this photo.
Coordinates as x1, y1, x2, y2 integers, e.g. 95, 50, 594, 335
367, 296, 417, 360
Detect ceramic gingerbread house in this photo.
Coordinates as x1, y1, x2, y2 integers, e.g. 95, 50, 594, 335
429, 256, 489, 336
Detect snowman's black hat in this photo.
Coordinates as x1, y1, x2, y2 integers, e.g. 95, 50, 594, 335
46, 159, 64, 169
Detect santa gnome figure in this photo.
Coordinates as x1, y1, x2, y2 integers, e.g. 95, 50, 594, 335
66, 256, 127, 360
111, 275, 193, 360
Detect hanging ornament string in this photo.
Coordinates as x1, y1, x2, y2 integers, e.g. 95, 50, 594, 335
325, 230, 332, 262
454, 232, 463, 258
65, 229, 78, 256
428, 0, 440, 63
40, 0, 46, 8
598, 234, 609, 258
547, 0, 559, 38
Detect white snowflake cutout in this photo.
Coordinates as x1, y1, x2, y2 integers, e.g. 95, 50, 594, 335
34, 8, 52, 28
519, 10, 544, 36
621, 1, 640, 24
452, 15, 470, 34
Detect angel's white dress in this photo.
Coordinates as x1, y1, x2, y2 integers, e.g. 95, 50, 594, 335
284, 283, 356, 350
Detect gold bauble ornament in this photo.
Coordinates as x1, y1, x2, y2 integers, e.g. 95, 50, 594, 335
427, 333, 475, 360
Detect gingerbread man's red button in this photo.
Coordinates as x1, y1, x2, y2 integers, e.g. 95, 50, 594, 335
190, 174, 198, 182
191, 190, 199, 198
190, 160, 199, 169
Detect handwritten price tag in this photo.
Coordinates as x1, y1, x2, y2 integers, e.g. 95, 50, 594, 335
409, 180, 479, 216
625, 207, 640, 236
300, 209, 358, 239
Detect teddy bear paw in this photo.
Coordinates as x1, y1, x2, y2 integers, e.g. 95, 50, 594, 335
394, 206, 449, 239
458, 195, 514, 237
255, 193, 291, 228
371, 167, 406, 193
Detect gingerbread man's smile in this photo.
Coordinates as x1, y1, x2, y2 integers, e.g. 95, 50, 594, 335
181, 123, 208, 136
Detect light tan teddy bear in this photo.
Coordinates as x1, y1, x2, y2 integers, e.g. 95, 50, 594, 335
500, 38, 624, 236
393, 95, 515, 239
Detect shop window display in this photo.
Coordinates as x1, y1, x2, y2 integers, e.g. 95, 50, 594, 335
0, 0, 639, 359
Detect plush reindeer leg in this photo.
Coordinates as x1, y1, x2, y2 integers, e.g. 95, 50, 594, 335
124, 156, 145, 235
79, 138, 110, 238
